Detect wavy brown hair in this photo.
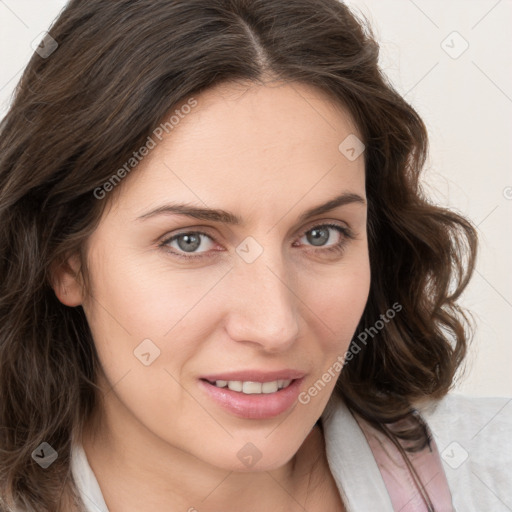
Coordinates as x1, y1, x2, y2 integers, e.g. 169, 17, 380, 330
0, 0, 477, 510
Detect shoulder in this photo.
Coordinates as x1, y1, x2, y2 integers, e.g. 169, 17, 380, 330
417, 392, 512, 465
418, 393, 512, 510
417, 392, 512, 437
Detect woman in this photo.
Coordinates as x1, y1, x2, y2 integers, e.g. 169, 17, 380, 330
0, 1, 510, 511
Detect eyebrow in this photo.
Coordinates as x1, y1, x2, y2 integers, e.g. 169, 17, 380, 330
136, 192, 366, 225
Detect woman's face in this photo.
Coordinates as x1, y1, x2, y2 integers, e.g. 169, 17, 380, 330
58, 81, 370, 471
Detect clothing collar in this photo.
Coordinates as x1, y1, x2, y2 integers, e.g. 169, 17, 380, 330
321, 393, 395, 511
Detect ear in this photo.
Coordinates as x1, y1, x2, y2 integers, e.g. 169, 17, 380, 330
50, 253, 84, 307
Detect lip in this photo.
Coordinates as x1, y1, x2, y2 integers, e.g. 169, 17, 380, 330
199, 376, 305, 420
200, 369, 306, 382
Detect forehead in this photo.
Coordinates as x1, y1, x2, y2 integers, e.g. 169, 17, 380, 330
166, 79, 362, 156
107, 80, 365, 219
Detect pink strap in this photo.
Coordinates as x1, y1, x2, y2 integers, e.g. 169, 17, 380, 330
353, 414, 454, 511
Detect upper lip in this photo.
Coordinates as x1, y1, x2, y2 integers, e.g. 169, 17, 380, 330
201, 369, 306, 382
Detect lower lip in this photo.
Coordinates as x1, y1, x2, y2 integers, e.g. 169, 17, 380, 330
199, 378, 304, 420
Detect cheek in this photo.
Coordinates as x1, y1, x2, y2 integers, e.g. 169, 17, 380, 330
302, 254, 371, 353
87, 244, 225, 335
81, 254, 215, 438
82, 250, 233, 387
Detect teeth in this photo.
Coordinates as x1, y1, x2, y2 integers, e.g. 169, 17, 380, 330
227, 381, 243, 392
261, 381, 278, 393
213, 379, 292, 394
243, 382, 262, 394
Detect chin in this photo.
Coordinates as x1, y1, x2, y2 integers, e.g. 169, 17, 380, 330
198, 435, 303, 473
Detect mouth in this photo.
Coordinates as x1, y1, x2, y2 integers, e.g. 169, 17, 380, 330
198, 374, 305, 420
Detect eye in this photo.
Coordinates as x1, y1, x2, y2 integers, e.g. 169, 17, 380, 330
294, 223, 354, 254
159, 223, 354, 260
160, 231, 216, 258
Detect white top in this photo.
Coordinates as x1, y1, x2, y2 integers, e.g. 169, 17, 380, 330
70, 393, 512, 512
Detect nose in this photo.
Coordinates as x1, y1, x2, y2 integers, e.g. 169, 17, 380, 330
222, 248, 300, 353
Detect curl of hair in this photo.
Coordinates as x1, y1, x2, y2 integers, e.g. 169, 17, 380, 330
0, 0, 477, 510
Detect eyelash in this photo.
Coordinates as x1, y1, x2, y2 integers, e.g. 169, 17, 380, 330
158, 223, 355, 261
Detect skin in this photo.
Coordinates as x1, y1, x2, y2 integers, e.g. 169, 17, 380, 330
52, 80, 370, 512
